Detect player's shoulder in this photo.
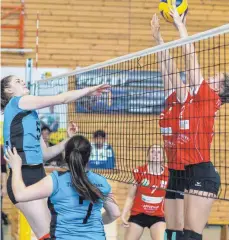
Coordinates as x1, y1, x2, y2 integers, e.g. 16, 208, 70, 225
4, 96, 21, 113
192, 80, 214, 97
51, 170, 69, 180
87, 171, 111, 195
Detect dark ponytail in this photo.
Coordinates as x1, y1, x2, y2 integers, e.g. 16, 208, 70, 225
1, 75, 14, 111
65, 135, 104, 203
219, 73, 229, 104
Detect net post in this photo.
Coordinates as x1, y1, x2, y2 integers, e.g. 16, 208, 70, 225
25, 58, 33, 93
68, 75, 77, 123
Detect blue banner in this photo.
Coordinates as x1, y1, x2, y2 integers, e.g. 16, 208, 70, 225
76, 70, 186, 115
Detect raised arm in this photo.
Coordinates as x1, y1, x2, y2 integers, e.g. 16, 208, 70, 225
121, 184, 137, 227
4, 147, 53, 202
151, 14, 187, 102
18, 84, 110, 110
151, 14, 172, 94
170, 1, 204, 92
40, 122, 78, 162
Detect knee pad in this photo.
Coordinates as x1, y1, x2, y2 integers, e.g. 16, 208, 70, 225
166, 229, 173, 240
176, 230, 184, 240
39, 233, 51, 240
184, 229, 202, 240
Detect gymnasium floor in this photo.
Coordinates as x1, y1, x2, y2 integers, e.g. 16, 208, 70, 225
2, 224, 222, 240
2, 225, 11, 240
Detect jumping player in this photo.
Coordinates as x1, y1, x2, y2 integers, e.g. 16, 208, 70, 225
168, 3, 229, 240
1, 75, 110, 240
151, 14, 189, 240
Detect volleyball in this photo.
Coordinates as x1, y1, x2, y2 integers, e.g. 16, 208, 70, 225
159, 0, 188, 23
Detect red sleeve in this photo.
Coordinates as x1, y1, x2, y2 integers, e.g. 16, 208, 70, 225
165, 91, 176, 107
193, 80, 221, 116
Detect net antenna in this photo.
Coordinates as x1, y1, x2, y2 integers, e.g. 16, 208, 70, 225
1, 0, 32, 53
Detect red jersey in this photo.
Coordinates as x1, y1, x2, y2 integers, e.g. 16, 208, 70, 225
176, 81, 221, 165
131, 165, 169, 217
159, 91, 189, 170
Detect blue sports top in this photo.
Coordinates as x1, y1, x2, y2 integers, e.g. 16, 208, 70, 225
3, 96, 43, 165
49, 170, 111, 240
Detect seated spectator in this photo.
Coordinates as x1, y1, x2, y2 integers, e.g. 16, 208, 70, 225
40, 106, 60, 132
41, 126, 65, 167
89, 130, 115, 169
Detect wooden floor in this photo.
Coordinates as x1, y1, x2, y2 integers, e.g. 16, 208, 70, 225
2, 224, 223, 240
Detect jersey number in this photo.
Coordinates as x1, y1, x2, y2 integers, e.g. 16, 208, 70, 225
79, 196, 93, 224
36, 121, 41, 140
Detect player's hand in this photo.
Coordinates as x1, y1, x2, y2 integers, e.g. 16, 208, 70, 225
121, 214, 129, 228
67, 122, 79, 137
88, 84, 111, 97
4, 147, 22, 171
151, 14, 163, 44
169, 0, 186, 28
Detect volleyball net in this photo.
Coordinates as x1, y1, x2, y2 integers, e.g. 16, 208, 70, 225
34, 24, 229, 200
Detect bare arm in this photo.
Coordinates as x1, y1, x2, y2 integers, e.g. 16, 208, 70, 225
40, 122, 78, 162
4, 148, 53, 202
40, 136, 69, 162
13, 173, 53, 202
170, 4, 204, 92
151, 14, 187, 102
151, 14, 173, 94
18, 84, 110, 110
121, 184, 137, 227
102, 193, 121, 224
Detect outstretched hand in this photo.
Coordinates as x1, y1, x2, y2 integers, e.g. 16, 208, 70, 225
67, 121, 79, 137
88, 84, 111, 97
151, 14, 163, 44
169, 0, 186, 28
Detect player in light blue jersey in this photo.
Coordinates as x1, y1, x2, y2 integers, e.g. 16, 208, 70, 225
1, 75, 110, 240
4, 135, 120, 240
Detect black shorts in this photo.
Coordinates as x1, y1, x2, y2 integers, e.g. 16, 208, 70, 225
128, 213, 165, 228
7, 164, 46, 205
184, 162, 220, 196
165, 169, 185, 199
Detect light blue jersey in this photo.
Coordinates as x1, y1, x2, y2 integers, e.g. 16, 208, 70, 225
49, 170, 111, 240
3, 96, 42, 165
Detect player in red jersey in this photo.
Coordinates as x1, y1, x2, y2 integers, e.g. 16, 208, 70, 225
151, 14, 189, 240
170, 3, 229, 240
121, 145, 169, 240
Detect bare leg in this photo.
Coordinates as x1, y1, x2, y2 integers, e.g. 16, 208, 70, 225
149, 221, 166, 240
165, 199, 184, 230
124, 222, 144, 240
16, 198, 51, 239
184, 190, 215, 234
